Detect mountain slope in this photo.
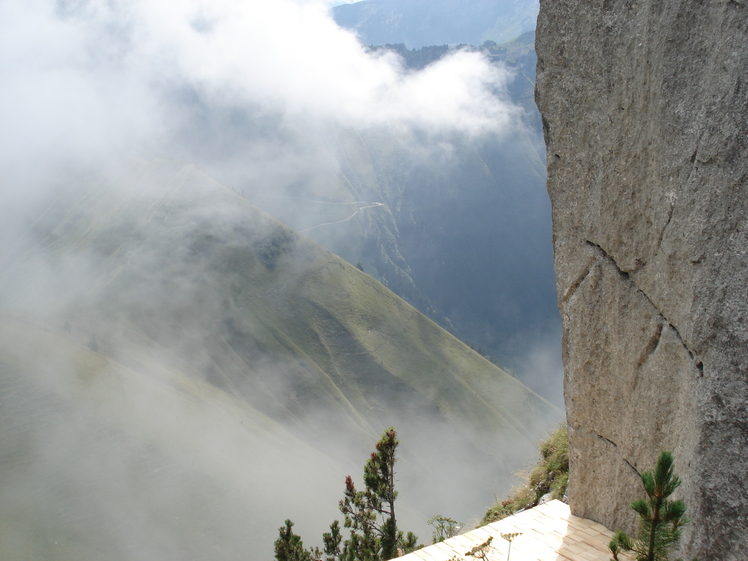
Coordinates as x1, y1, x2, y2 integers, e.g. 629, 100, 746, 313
0, 312, 348, 561
0, 160, 560, 559
332, 0, 539, 48
245, 34, 558, 401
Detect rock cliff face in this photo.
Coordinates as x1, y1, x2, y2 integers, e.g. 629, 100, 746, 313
535, 1, 747, 559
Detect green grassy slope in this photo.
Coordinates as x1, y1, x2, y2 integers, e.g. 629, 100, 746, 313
241, 37, 558, 402
0, 313, 348, 561
0, 160, 560, 558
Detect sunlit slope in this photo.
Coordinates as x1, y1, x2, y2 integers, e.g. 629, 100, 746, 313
176, 33, 557, 403
252, 118, 552, 357
0, 160, 560, 529
0, 313, 349, 561
244, 37, 557, 399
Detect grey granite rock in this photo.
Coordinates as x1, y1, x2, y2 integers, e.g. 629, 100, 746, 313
535, 0, 748, 558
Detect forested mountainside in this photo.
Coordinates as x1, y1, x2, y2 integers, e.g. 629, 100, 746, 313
211, 31, 562, 404
332, 0, 538, 48
0, 161, 560, 560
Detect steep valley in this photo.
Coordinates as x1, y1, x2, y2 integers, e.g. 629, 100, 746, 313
0, 160, 561, 560
213, 32, 561, 403
0, 2, 569, 558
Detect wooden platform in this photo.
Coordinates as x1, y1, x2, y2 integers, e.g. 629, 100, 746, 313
402, 500, 623, 561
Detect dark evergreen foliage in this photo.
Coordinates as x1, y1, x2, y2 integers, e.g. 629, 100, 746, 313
276, 428, 419, 561
609, 451, 689, 561
275, 520, 313, 561
322, 520, 343, 561
338, 428, 418, 560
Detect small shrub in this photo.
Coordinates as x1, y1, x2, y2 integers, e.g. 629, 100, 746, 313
427, 515, 462, 544
481, 425, 568, 526
609, 451, 689, 561
253, 228, 295, 270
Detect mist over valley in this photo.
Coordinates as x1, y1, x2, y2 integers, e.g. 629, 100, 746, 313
0, 1, 562, 559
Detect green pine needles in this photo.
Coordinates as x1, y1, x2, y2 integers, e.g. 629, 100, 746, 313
275, 428, 419, 561
275, 520, 313, 561
609, 451, 689, 561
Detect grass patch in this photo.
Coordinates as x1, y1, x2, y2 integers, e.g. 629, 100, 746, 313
481, 424, 569, 525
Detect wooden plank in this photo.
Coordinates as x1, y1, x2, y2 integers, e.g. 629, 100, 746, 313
397, 501, 621, 561
448, 534, 478, 550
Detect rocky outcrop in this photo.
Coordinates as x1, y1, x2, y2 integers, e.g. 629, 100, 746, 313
535, 1, 748, 559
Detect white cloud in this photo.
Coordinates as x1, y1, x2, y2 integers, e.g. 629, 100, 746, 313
130, 0, 516, 131
0, 0, 516, 174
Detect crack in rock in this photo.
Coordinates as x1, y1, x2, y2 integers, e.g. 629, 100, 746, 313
559, 256, 597, 305
625, 203, 675, 275
646, 204, 675, 272
596, 433, 617, 448
624, 459, 641, 478
594, 432, 642, 477
636, 321, 664, 370
583, 240, 701, 368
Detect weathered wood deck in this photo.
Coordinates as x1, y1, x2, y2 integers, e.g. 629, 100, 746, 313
401, 500, 624, 561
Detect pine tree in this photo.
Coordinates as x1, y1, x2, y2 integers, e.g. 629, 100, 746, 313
338, 428, 418, 560
277, 428, 418, 561
275, 520, 313, 561
609, 451, 689, 561
322, 520, 343, 561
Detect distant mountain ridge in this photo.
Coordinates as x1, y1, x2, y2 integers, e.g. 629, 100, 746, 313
332, 0, 539, 48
